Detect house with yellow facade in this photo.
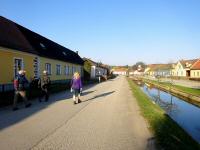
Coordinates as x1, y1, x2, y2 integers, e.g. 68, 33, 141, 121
171, 59, 198, 78
0, 16, 84, 92
144, 64, 160, 76
144, 64, 172, 77
190, 59, 200, 79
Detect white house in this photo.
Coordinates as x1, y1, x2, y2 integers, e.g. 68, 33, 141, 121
83, 58, 108, 79
91, 65, 108, 79
112, 68, 128, 76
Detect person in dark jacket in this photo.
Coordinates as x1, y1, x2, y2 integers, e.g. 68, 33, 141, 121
38, 70, 51, 102
71, 72, 83, 104
13, 70, 31, 111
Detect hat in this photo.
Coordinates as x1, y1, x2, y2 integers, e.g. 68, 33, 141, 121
18, 70, 24, 75
43, 70, 47, 74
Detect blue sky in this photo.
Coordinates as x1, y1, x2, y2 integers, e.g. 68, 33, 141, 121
1, 0, 200, 65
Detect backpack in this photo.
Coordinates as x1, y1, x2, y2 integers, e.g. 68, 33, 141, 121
14, 75, 28, 90
38, 76, 51, 89
14, 78, 19, 90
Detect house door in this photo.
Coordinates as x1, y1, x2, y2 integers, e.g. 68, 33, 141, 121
186, 70, 190, 77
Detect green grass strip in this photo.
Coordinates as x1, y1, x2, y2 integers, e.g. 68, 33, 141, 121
144, 79, 200, 96
127, 78, 200, 150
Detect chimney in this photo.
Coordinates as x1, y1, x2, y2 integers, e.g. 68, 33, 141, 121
76, 51, 79, 54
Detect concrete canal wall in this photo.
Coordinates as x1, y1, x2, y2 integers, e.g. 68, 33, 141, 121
143, 79, 200, 106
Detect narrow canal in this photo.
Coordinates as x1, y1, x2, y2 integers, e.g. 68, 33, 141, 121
136, 81, 200, 143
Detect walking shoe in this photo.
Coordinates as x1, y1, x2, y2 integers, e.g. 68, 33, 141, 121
25, 103, 32, 108
78, 99, 82, 103
12, 107, 19, 111
73, 101, 77, 105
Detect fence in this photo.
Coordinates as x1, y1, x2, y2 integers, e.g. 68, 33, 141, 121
0, 84, 14, 92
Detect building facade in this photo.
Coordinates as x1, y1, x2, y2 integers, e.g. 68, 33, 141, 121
190, 59, 200, 79
112, 68, 128, 76
0, 16, 84, 92
145, 64, 173, 77
83, 58, 108, 79
171, 59, 198, 77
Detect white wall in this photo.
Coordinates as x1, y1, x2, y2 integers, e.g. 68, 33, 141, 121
91, 66, 96, 79
91, 66, 107, 79
113, 71, 127, 75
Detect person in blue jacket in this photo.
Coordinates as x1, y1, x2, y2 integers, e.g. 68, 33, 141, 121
13, 70, 31, 111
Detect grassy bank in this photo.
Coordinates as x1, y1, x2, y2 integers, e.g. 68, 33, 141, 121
144, 78, 200, 96
127, 78, 200, 150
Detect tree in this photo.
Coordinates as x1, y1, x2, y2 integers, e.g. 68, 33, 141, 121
83, 60, 92, 80
132, 61, 146, 70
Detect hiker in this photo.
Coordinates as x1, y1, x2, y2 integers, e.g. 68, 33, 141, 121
98, 75, 101, 83
13, 70, 31, 111
38, 70, 51, 102
98, 71, 101, 83
71, 72, 83, 104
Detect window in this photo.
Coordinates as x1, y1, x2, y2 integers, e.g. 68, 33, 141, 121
77, 66, 81, 74
14, 58, 23, 78
45, 63, 51, 75
194, 72, 195, 77
181, 71, 183, 76
62, 52, 67, 56
69, 66, 72, 75
64, 66, 66, 75
40, 43, 46, 49
72, 66, 76, 74
197, 72, 199, 77
56, 64, 61, 75
64, 65, 69, 75
80, 67, 83, 75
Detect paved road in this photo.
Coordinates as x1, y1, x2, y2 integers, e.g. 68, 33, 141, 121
164, 78, 200, 89
144, 76, 200, 89
0, 76, 154, 150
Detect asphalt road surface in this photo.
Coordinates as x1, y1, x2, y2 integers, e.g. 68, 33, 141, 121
0, 76, 154, 150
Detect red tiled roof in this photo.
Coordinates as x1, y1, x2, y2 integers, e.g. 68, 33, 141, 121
147, 64, 173, 71
179, 59, 198, 68
191, 59, 200, 70
113, 68, 128, 72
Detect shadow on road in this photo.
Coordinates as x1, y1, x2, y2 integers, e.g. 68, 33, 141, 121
82, 91, 115, 103
81, 90, 95, 96
0, 83, 97, 131
107, 79, 115, 82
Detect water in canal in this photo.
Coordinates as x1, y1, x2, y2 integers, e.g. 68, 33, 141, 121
137, 82, 200, 143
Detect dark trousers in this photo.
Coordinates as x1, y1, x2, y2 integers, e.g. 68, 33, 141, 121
13, 90, 28, 108
39, 88, 49, 101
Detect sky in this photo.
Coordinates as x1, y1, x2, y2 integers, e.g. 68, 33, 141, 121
1, 0, 200, 66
